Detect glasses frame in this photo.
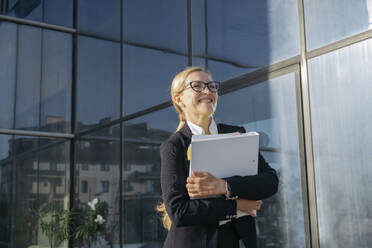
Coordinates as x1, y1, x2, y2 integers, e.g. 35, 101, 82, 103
181, 81, 221, 93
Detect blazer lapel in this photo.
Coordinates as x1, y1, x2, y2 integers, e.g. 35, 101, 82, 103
178, 122, 192, 177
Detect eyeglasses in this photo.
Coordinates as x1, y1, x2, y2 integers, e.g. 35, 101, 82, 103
181, 81, 220, 93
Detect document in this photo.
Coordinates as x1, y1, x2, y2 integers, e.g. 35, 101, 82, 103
189, 132, 260, 220
189, 132, 259, 178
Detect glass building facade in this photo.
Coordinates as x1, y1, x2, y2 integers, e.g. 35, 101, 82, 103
1, 0, 372, 247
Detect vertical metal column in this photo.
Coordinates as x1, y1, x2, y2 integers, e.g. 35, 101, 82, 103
297, 0, 320, 247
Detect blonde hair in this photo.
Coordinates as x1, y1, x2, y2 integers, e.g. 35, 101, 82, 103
157, 67, 211, 230
171, 66, 211, 131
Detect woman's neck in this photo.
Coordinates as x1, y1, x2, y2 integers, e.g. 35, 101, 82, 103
187, 115, 212, 134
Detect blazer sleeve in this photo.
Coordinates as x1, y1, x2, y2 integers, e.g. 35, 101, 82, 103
224, 152, 279, 200
224, 126, 279, 200
160, 140, 237, 227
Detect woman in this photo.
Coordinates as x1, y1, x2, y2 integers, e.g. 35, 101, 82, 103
158, 67, 278, 248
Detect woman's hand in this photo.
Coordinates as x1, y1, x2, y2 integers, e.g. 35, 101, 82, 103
236, 199, 262, 217
186, 171, 227, 198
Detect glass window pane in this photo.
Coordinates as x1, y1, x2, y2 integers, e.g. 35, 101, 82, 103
78, 0, 120, 40
0, 22, 17, 129
304, 0, 372, 50
123, 0, 187, 53
76, 36, 120, 132
2, 0, 73, 27
192, 0, 300, 79
75, 125, 120, 247
12, 137, 70, 247
41, 30, 72, 133
123, 45, 187, 115
215, 73, 306, 247
308, 38, 372, 247
0, 135, 12, 246
15, 25, 42, 130
123, 107, 178, 246
10, 25, 72, 133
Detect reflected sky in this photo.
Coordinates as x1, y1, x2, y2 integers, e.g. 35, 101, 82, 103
2, 0, 73, 27
192, 0, 300, 79
304, 0, 372, 50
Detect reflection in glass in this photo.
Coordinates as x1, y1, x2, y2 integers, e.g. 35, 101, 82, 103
78, 0, 120, 40
40, 30, 72, 133
123, 45, 187, 115
304, 0, 372, 51
10, 25, 72, 132
215, 73, 306, 247
15, 25, 41, 131
76, 36, 120, 132
192, 0, 300, 79
11, 136, 70, 247
0, 135, 12, 246
75, 125, 121, 247
123, 107, 177, 246
2, 0, 73, 27
123, 0, 187, 53
308, 38, 372, 248
0, 22, 17, 129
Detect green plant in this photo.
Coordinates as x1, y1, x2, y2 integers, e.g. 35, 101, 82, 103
36, 204, 74, 248
74, 198, 108, 243
35, 198, 108, 248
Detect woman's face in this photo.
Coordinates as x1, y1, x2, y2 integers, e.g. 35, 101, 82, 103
178, 71, 218, 119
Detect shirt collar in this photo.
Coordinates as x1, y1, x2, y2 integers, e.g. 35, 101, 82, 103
186, 118, 218, 135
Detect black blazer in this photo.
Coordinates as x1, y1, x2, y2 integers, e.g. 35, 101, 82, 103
160, 122, 278, 248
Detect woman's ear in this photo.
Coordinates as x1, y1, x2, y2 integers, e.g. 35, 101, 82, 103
174, 94, 184, 108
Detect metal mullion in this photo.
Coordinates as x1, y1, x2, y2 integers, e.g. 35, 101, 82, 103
119, 0, 124, 246
294, 67, 312, 248
298, 0, 320, 247
0, 14, 76, 33
0, 129, 74, 138
75, 55, 301, 138
75, 101, 172, 138
9, 23, 20, 247
218, 55, 301, 95
187, 0, 192, 65
307, 28, 372, 59
204, 0, 208, 69
68, 0, 78, 246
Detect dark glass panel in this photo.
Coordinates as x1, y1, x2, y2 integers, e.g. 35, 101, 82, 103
123, 44, 187, 115
75, 125, 121, 247
123, 107, 178, 246
76, 36, 120, 132
44, 0, 73, 27
0, 135, 12, 247
0, 22, 17, 129
12, 136, 69, 247
2, 0, 73, 27
14, 25, 42, 131
78, 0, 120, 40
11, 25, 72, 133
192, 0, 300, 79
40, 30, 72, 133
123, 0, 187, 53
215, 73, 306, 247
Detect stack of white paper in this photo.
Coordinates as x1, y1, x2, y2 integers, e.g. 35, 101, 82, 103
189, 132, 259, 178
189, 132, 260, 220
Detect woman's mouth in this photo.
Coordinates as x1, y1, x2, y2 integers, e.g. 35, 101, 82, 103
198, 97, 213, 103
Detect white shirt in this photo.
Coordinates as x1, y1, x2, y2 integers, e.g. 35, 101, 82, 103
186, 119, 243, 225
187, 119, 218, 136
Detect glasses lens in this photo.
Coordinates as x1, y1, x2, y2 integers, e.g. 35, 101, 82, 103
190, 81, 204, 92
208, 82, 219, 92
